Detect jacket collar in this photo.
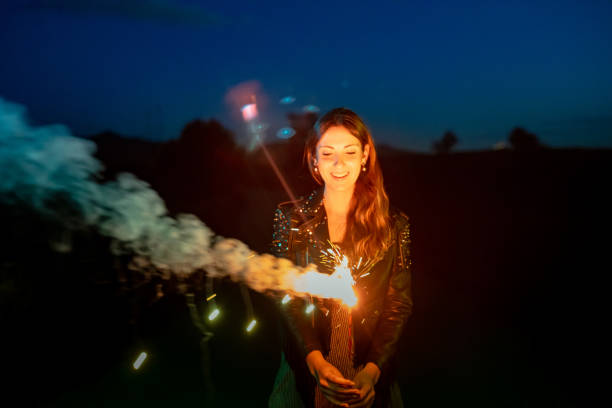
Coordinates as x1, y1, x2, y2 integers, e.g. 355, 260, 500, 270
297, 188, 324, 220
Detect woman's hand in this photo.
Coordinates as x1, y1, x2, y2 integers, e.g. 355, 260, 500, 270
306, 351, 361, 407
347, 362, 380, 408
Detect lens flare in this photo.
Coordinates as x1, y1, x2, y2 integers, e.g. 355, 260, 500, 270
241, 103, 258, 121
276, 127, 295, 139
302, 104, 320, 113
279, 96, 295, 105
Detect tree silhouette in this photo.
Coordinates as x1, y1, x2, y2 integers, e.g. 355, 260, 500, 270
433, 130, 458, 154
508, 127, 542, 151
151, 118, 247, 235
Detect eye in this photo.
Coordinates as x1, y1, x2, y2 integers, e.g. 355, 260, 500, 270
345, 151, 357, 155
321, 152, 332, 157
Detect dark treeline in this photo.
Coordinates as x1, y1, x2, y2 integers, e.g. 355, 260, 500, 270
1, 114, 610, 407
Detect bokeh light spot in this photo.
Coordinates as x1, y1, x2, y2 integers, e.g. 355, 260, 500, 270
276, 127, 296, 139
302, 105, 320, 113
280, 96, 296, 104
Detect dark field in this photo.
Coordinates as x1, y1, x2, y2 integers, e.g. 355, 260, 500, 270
1, 127, 609, 407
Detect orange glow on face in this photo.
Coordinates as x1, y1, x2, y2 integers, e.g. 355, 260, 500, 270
316, 126, 369, 193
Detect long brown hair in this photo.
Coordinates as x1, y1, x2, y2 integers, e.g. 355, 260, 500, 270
305, 107, 391, 260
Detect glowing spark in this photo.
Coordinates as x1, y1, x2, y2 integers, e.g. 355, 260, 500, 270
133, 352, 147, 370
206, 293, 217, 301
241, 103, 258, 121
281, 294, 291, 304
305, 304, 315, 314
290, 255, 357, 307
246, 319, 257, 332
359, 272, 370, 278
208, 308, 220, 321
356, 257, 363, 269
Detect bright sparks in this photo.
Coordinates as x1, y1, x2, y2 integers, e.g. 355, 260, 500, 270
281, 294, 291, 304
289, 255, 358, 307
208, 308, 220, 321
241, 103, 258, 121
132, 352, 147, 370
305, 304, 315, 314
246, 319, 257, 332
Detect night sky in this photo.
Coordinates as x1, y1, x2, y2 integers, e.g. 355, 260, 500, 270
1, 0, 611, 151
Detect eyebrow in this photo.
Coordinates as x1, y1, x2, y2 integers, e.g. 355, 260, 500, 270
318, 144, 360, 149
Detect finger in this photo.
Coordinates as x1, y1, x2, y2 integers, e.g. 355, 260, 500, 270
319, 386, 361, 401
348, 388, 374, 408
341, 383, 370, 404
325, 382, 361, 395
321, 372, 356, 390
322, 393, 351, 408
319, 378, 360, 399
328, 374, 355, 388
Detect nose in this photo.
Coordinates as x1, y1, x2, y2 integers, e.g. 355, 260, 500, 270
333, 154, 345, 167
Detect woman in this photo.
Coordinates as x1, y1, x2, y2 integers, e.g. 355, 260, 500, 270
269, 108, 412, 408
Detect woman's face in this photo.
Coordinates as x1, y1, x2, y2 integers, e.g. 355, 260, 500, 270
315, 126, 369, 192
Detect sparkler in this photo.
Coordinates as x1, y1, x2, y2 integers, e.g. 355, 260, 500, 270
286, 253, 358, 308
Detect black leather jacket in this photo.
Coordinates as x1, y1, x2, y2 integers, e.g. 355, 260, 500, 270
272, 189, 413, 407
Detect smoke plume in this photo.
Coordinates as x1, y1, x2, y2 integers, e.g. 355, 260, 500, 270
0, 97, 341, 299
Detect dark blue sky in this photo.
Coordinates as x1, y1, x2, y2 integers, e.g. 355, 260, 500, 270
1, 0, 611, 151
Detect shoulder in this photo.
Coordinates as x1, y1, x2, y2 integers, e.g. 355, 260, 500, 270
276, 199, 297, 216
274, 199, 300, 224
388, 205, 411, 252
273, 197, 304, 230
389, 205, 410, 232
274, 188, 323, 225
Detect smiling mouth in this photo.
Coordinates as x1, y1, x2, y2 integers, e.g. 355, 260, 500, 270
331, 173, 349, 179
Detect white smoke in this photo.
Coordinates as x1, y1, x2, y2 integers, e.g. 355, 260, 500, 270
0, 97, 346, 300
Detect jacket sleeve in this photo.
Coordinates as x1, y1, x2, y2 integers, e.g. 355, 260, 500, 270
272, 204, 322, 356
271, 205, 291, 258
365, 214, 413, 372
